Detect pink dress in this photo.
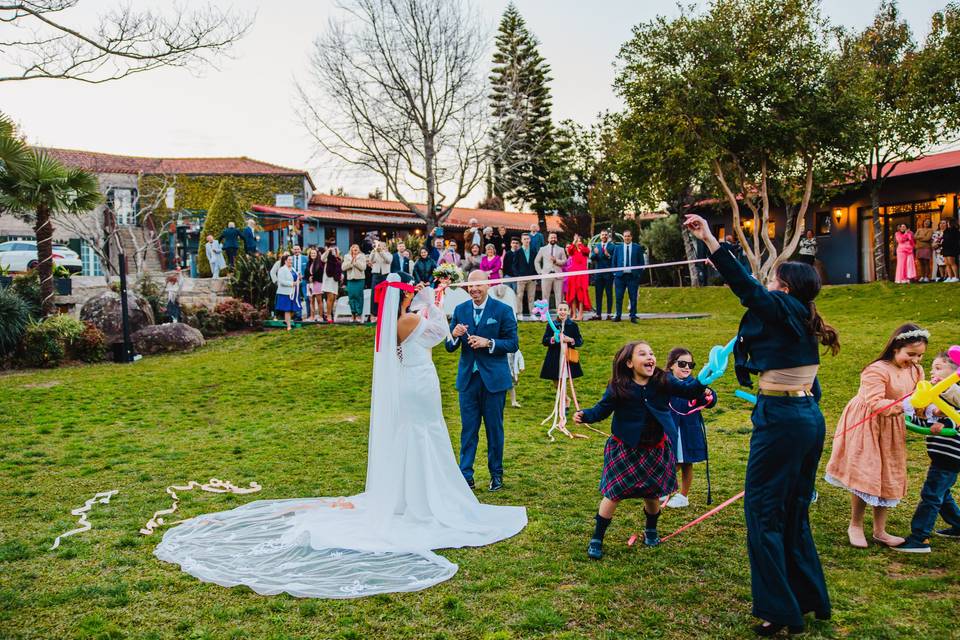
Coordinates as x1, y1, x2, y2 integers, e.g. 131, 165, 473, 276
894, 230, 916, 282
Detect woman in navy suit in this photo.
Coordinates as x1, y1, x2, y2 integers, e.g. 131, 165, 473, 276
684, 214, 840, 637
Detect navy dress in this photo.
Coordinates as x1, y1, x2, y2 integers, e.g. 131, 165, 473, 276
580, 375, 706, 501
710, 243, 831, 628
666, 375, 716, 464
539, 320, 583, 380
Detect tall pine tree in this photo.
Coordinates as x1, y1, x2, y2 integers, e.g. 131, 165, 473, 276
489, 4, 553, 229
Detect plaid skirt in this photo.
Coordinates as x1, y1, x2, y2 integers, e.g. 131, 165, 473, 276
599, 435, 677, 500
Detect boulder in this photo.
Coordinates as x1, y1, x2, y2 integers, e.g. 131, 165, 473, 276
80, 290, 155, 344
132, 323, 205, 355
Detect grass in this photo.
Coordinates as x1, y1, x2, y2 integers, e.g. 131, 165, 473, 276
1, 282, 959, 640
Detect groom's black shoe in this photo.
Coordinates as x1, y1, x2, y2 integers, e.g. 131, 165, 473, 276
488, 477, 503, 492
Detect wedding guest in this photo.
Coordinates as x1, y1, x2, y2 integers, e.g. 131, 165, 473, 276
535, 232, 566, 310
390, 240, 413, 278
539, 303, 583, 384
514, 233, 538, 318
797, 230, 817, 266
464, 218, 482, 250
320, 244, 343, 323
219, 222, 241, 268
205, 235, 226, 279
914, 219, 934, 282
501, 237, 520, 291
462, 243, 483, 274
269, 251, 289, 285
275, 254, 301, 331
591, 229, 614, 320
305, 248, 323, 322
565, 234, 592, 321
429, 237, 445, 263
242, 219, 259, 256
291, 245, 310, 319
439, 240, 461, 266
612, 230, 644, 323
497, 226, 510, 255
894, 223, 916, 284
941, 218, 960, 282
342, 244, 368, 323
480, 243, 503, 279
413, 247, 438, 286
528, 223, 545, 255
369, 240, 392, 321
165, 267, 184, 323
932, 220, 947, 281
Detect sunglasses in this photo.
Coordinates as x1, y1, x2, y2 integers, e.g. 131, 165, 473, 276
675, 361, 696, 370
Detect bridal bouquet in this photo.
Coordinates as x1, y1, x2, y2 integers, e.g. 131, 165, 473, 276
433, 263, 464, 284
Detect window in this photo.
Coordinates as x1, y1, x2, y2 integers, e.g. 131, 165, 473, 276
80, 240, 103, 276
767, 222, 776, 238
0, 242, 14, 251
816, 212, 832, 236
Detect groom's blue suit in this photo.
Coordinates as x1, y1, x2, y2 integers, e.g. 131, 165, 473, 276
445, 295, 518, 483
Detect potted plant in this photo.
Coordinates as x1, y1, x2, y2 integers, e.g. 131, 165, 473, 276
53, 265, 72, 295
0, 264, 11, 289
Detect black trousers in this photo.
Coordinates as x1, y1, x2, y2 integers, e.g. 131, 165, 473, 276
594, 273, 613, 315
224, 247, 238, 267
745, 395, 831, 627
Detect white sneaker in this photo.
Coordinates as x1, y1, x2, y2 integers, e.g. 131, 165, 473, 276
665, 494, 689, 508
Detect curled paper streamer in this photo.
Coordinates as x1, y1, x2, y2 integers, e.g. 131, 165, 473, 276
140, 478, 261, 536
51, 489, 118, 550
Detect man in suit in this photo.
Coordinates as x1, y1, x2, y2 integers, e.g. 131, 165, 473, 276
528, 223, 545, 255
390, 240, 413, 277
501, 237, 520, 291
612, 229, 645, 323
241, 220, 259, 256
513, 233, 538, 319
534, 232, 565, 310
219, 222, 242, 268
446, 270, 519, 492
290, 244, 310, 320
591, 229, 614, 320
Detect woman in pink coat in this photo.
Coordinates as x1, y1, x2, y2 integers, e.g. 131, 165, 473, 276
894, 224, 916, 284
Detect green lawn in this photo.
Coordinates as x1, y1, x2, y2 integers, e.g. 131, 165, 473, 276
1, 282, 959, 640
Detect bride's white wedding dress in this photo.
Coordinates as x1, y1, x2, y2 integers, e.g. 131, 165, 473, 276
154, 278, 526, 598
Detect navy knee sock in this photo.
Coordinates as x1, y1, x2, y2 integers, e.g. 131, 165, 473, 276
644, 509, 660, 531
593, 514, 612, 540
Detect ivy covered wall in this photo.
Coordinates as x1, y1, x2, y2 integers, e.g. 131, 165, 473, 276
139, 174, 307, 223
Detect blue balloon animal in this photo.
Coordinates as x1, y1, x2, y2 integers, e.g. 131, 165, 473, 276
697, 337, 737, 385
734, 389, 758, 405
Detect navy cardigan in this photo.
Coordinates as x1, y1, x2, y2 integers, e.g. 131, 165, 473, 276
710, 243, 821, 398
580, 375, 707, 448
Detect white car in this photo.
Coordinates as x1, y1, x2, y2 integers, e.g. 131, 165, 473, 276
0, 240, 83, 274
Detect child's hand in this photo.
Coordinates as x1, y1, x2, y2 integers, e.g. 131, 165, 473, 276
573, 411, 584, 424
931, 422, 945, 435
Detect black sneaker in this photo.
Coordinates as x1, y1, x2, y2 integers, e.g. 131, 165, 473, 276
488, 477, 503, 492
891, 538, 931, 553
587, 538, 603, 560
612, 316, 622, 323
935, 526, 960, 538
630, 317, 638, 324
643, 528, 660, 547
465, 478, 475, 489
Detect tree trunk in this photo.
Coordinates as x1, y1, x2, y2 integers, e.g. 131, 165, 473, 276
35, 204, 56, 317
681, 227, 702, 286
536, 208, 546, 234
871, 187, 886, 281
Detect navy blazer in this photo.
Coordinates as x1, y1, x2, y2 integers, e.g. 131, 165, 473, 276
591, 241, 614, 269
390, 253, 412, 275
241, 227, 257, 252
219, 227, 241, 249
512, 247, 537, 277
710, 243, 822, 394
445, 296, 518, 394
612, 242, 645, 277
580, 374, 707, 448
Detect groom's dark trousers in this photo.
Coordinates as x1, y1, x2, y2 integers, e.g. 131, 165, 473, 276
446, 295, 518, 483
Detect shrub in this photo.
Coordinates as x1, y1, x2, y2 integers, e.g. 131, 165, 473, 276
214, 299, 265, 331
228, 253, 276, 310
181, 304, 226, 338
387, 234, 424, 256
19, 321, 66, 368
135, 274, 167, 323
10, 271, 41, 319
71, 322, 106, 363
197, 180, 245, 277
638, 213, 685, 286
41, 314, 85, 343
0, 287, 31, 357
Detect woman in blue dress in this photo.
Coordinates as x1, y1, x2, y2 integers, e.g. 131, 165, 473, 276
274, 254, 302, 331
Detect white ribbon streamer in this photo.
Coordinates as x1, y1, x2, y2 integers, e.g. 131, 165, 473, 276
50, 490, 119, 550
139, 478, 261, 536
446, 258, 707, 288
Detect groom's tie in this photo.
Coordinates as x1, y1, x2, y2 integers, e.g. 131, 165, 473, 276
472, 306, 483, 373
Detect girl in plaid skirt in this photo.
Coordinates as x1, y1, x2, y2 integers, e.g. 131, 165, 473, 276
575, 341, 708, 558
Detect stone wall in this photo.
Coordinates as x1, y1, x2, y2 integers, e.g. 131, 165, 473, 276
55, 275, 233, 317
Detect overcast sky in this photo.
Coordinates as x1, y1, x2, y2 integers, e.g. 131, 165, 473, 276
1, 0, 950, 203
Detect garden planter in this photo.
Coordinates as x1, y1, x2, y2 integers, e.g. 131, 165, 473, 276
55, 277, 72, 295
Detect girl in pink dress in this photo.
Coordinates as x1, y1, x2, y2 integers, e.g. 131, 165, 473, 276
894, 224, 917, 283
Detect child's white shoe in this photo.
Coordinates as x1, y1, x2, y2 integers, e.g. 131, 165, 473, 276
665, 494, 689, 508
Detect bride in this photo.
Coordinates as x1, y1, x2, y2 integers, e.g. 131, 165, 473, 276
155, 274, 527, 598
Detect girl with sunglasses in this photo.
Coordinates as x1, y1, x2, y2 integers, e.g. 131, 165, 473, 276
663, 347, 717, 509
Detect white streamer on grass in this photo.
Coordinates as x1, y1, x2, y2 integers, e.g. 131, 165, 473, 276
50, 490, 119, 550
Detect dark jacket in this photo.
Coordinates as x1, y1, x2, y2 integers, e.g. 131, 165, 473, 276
390, 253, 412, 275
666, 374, 718, 462
512, 246, 537, 277
241, 227, 257, 253
591, 241, 614, 270
539, 319, 584, 380
307, 257, 324, 283
580, 374, 706, 448
413, 257, 437, 284
219, 226, 241, 249
710, 243, 821, 390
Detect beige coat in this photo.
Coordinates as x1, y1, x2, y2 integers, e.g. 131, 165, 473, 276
341, 252, 368, 280
369, 247, 392, 275
534, 243, 566, 274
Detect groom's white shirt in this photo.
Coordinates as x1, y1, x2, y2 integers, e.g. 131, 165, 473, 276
448, 296, 497, 353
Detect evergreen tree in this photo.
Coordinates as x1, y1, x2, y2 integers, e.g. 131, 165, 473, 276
198, 180, 245, 277
489, 3, 554, 229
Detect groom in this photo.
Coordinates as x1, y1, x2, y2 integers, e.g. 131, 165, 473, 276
446, 270, 519, 492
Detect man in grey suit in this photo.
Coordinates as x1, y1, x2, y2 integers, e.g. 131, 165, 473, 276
534, 232, 565, 309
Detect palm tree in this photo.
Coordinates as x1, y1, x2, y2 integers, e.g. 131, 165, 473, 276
0, 120, 101, 316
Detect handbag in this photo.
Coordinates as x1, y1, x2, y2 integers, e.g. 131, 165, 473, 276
566, 346, 580, 364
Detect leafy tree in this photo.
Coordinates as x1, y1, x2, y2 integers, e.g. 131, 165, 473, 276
0, 119, 101, 316
843, 1, 960, 280
616, 0, 867, 282
489, 3, 554, 229
198, 180, 245, 277
639, 214, 686, 285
